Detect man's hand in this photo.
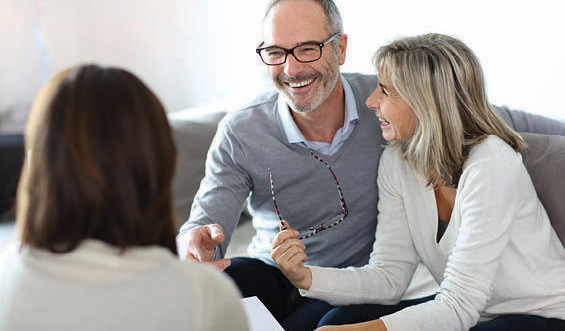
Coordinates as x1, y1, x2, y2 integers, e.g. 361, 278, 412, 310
179, 224, 231, 270
271, 221, 312, 290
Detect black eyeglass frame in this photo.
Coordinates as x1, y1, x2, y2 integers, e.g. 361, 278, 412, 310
268, 150, 349, 240
256, 33, 341, 66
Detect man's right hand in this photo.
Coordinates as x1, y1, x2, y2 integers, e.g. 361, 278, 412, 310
179, 224, 231, 270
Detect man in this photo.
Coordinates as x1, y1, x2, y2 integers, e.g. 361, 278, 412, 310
179, 1, 392, 329
178, 0, 565, 330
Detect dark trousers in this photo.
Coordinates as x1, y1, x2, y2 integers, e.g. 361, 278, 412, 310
225, 257, 334, 331
318, 295, 436, 326
318, 295, 565, 330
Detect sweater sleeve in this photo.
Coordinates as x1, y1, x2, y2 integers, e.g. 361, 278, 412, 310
178, 116, 252, 258
303, 149, 421, 305
381, 138, 524, 331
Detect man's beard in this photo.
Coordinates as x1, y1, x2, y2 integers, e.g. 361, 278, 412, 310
274, 60, 340, 113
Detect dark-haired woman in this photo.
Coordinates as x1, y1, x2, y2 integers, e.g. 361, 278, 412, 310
0, 64, 248, 331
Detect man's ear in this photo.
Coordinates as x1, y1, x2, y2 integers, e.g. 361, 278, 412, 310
338, 34, 348, 65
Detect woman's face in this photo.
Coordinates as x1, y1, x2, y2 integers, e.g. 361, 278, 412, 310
366, 72, 418, 142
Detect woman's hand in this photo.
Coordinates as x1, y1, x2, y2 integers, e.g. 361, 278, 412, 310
271, 221, 312, 290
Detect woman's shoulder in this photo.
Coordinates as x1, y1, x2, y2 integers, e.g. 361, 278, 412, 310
169, 258, 242, 302
462, 135, 524, 182
379, 147, 415, 186
380, 147, 412, 172
467, 135, 521, 164
381, 146, 405, 164
174, 259, 234, 286
171, 260, 248, 329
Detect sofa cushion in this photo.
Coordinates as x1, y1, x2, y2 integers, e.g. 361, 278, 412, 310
520, 133, 565, 247
168, 108, 226, 229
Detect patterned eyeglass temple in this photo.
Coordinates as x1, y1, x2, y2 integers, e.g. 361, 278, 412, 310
268, 150, 349, 240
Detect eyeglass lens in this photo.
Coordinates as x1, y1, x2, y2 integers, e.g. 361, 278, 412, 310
260, 43, 322, 65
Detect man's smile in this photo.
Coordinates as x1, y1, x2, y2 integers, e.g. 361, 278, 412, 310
287, 77, 315, 88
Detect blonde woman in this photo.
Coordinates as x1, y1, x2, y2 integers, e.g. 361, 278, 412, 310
271, 33, 565, 331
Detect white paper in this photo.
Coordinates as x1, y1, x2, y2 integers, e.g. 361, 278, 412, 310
241, 296, 284, 331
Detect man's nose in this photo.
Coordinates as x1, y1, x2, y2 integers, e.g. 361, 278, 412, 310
283, 53, 305, 77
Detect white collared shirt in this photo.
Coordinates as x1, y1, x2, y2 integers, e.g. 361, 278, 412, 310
277, 75, 359, 155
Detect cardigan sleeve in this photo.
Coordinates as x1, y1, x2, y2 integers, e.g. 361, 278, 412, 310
381, 137, 524, 331
303, 149, 421, 305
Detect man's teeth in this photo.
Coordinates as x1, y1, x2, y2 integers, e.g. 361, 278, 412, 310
288, 78, 314, 88
379, 117, 390, 125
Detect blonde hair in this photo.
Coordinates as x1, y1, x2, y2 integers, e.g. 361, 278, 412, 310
374, 33, 525, 187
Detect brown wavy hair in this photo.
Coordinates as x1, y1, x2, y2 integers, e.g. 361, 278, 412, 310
17, 64, 178, 254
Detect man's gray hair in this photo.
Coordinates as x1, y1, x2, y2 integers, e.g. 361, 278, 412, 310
264, 0, 344, 35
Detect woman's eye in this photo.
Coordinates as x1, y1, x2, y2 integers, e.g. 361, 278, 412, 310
380, 86, 389, 97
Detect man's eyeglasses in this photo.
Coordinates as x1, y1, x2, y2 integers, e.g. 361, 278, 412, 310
268, 150, 349, 240
256, 33, 341, 66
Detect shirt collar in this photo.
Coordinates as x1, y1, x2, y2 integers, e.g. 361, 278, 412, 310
277, 74, 358, 144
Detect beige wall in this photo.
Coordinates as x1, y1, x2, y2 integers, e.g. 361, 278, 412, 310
0, 0, 270, 132
1, 0, 563, 133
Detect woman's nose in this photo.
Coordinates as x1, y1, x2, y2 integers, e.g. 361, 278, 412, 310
366, 88, 380, 113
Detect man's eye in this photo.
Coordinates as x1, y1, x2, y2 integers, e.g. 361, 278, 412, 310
301, 46, 317, 52
265, 48, 284, 57
297, 45, 317, 54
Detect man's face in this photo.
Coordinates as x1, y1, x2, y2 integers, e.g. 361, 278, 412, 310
262, 0, 346, 113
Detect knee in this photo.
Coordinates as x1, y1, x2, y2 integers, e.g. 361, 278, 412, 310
224, 257, 264, 281
318, 303, 395, 327
318, 307, 350, 327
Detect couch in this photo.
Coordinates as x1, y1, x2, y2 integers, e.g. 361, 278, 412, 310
168, 105, 230, 229
167, 106, 565, 249
520, 132, 565, 246
1, 106, 564, 249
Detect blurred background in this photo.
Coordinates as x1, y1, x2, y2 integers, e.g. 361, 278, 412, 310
1, 0, 564, 134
